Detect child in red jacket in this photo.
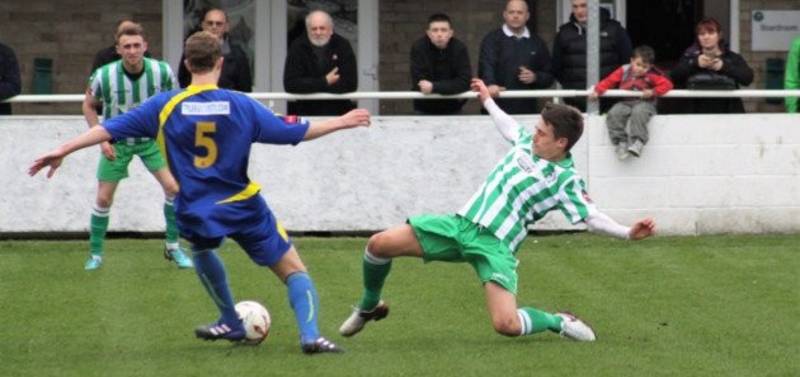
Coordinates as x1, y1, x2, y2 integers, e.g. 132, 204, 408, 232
589, 45, 673, 159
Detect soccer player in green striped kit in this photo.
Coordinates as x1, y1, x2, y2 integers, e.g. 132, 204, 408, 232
340, 78, 657, 341
81, 23, 192, 270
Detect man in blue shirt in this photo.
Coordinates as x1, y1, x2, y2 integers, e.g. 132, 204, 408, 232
30, 31, 371, 354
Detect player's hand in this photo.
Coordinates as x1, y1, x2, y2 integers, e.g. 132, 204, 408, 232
100, 141, 116, 160
29, 149, 66, 179
326, 67, 340, 85
640, 89, 654, 99
418, 80, 433, 94
629, 217, 657, 240
588, 91, 600, 101
518, 66, 535, 84
342, 108, 371, 128
470, 78, 492, 103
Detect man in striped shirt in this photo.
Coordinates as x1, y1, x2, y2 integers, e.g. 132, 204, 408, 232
340, 78, 657, 342
81, 23, 192, 270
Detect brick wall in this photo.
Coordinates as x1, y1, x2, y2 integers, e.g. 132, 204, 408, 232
0, 0, 794, 116
0, 0, 162, 115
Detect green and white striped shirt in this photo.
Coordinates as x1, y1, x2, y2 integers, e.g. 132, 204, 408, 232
88, 57, 176, 143
458, 126, 596, 253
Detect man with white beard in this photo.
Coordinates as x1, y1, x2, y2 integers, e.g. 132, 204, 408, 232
283, 10, 358, 116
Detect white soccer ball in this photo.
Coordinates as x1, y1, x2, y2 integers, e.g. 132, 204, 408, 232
235, 300, 271, 345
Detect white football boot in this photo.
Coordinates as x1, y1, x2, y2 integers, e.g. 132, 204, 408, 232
339, 300, 389, 337
556, 312, 597, 341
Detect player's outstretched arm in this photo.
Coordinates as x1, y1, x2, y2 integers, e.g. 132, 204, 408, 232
585, 212, 657, 241
629, 217, 657, 240
303, 108, 371, 141
471, 78, 518, 142
29, 126, 113, 179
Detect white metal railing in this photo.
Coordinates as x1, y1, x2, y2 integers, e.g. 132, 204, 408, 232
5, 89, 800, 103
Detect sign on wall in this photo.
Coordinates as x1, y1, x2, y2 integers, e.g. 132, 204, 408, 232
751, 10, 800, 52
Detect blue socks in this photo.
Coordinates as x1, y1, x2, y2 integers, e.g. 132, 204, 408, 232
192, 249, 240, 326
286, 272, 320, 344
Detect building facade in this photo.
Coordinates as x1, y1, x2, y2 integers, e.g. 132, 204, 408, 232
0, 0, 796, 115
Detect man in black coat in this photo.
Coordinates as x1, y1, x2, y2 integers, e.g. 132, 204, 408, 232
178, 8, 252, 92
478, 0, 553, 114
410, 13, 472, 115
552, 0, 632, 113
0, 42, 21, 115
284, 10, 358, 116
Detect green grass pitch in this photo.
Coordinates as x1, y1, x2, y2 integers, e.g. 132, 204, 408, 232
1, 233, 797, 377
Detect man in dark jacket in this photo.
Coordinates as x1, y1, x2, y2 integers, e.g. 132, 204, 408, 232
410, 13, 472, 115
0, 42, 21, 115
552, 0, 632, 112
478, 0, 553, 115
178, 8, 252, 92
284, 10, 358, 116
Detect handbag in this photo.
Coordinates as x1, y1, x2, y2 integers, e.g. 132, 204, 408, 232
686, 71, 737, 90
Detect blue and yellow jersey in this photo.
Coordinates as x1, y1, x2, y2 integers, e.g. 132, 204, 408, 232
102, 84, 310, 237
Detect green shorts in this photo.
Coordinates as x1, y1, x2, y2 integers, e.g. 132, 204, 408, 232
96, 140, 166, 182
408, 214, 520, 294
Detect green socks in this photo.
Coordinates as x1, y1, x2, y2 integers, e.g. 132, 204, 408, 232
517, 307, 563, 335
164, 197, 179, 245
358, 249, 392, 310
89, 206, 110, 255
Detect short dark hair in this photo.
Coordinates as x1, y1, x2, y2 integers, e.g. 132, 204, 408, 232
633, 45, 655, 64
427, 13, 451, 26
184, 31, 222, 74
540, 102, 584, 152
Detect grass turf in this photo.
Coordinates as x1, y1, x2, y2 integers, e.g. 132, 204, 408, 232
0, 234, 797, 376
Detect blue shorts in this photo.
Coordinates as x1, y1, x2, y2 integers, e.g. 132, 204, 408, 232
184, 208, 293, 267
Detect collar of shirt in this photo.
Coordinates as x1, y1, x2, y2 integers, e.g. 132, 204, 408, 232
502, 24, 530, 39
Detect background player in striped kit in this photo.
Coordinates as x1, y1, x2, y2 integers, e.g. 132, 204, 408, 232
339, 78, 657, 342
81, 22, 192, 270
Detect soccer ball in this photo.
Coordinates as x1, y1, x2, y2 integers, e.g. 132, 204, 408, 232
235, 300, 271, 345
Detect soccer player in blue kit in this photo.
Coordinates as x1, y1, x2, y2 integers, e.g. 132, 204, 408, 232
29, 31, 371, 354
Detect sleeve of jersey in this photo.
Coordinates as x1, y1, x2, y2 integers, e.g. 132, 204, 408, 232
252, 101, 310, 145
557, 177, 598, 224
483, 98, 519, 143
102, 98, 160, 140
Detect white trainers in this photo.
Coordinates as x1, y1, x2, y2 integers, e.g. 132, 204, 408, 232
338, 300, 389, 337
615, 142, 630, 160
557, 312, 596, 341
627, 139, 644, 158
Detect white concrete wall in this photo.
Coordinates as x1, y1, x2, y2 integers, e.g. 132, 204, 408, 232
5, 113, 799, 236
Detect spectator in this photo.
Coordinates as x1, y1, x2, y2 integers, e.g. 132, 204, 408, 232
478, 0, 553, 114
284, 10, 358, 116
669, 17, 753, 114
784, 34, 800, 113
589, 45, 673, 160
178, 8, 252, 92
552, 0, 632, 113
91, 20, 151, 73
410, 13, 472, 115
0, 42, 21, 115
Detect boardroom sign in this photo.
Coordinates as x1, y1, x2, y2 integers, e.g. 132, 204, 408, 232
751, 10, 800, 52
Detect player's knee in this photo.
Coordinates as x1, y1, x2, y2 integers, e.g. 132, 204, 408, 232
162, 183, 179, 198
491, 315, 521, 337
366, 232, 392, 258
95, 196, 113, 208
